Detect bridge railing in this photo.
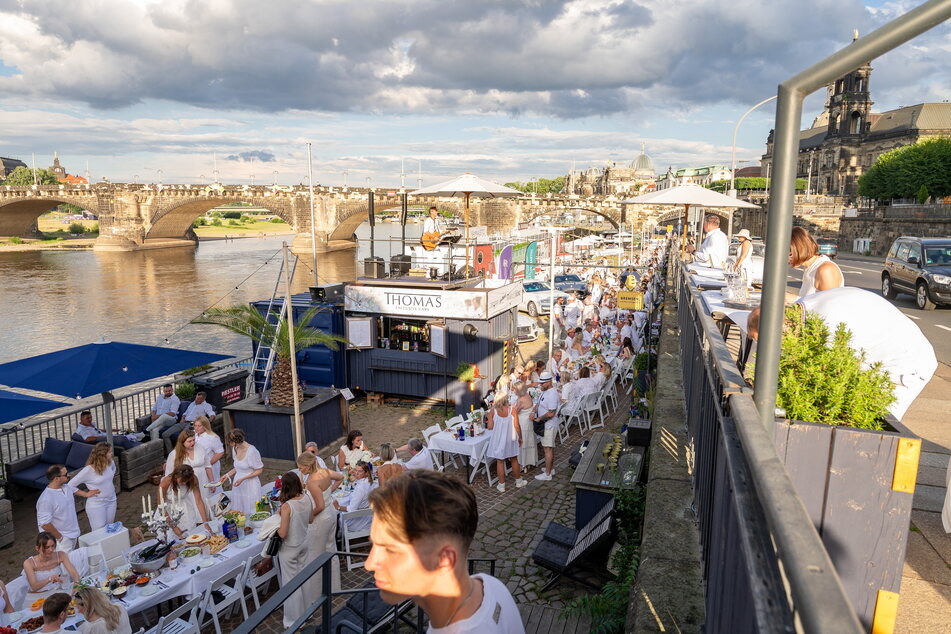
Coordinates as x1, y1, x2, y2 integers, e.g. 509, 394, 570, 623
0, 357, 251, 478
675, 259, 863, 633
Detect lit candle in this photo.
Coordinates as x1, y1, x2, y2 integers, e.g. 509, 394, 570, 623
142, 496, 147, 515
148, 495, 152, 514
158, 487, 164, 505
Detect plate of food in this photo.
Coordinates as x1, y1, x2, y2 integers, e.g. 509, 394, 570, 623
206, 535, 230, 555
111, 585, 128, 599
18, 616, 44, 633
184, 533, 207, 545
29, 598, 45, 611
180, 547, 201, 558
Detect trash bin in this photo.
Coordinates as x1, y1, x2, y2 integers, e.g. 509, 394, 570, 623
190, 368, 249, 414
364, 257, 385, 278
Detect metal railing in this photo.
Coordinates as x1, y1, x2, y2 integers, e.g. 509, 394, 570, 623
234, 551, 496, 633
675, 260, 862, 632
0, 357, 252, 475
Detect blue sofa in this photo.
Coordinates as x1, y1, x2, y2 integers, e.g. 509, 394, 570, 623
5, 438, 118, 507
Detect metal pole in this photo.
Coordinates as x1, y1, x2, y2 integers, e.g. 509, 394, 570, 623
547, 230, 557, 358
753, 0, 951, 434
464, 192, 471, 276
307, 142, 318, 286
730, 96, 777, 238
283, 243, 304, 457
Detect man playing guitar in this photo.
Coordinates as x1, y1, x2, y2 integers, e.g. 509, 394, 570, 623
421, 206, 444, 251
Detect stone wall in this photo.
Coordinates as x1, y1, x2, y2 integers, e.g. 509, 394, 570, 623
839, 213, 951, 256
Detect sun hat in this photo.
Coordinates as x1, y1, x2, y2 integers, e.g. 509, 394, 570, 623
538, 372, 554, 382
736, 229, 752, 240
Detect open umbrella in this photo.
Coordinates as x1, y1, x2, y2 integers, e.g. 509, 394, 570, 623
410, 174, 521, 276
0, 341, 230, 442
0, 389, 71, 425
621, 184, 759, 256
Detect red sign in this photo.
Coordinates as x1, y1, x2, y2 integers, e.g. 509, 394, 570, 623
221, 385, 243, 404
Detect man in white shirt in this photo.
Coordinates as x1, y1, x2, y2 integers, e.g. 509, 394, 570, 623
422, 206, 443, 236
564, 296, 583, 330
546, 349, 566, 382
75, 410, 143, 449
747, 287, 937, 421
551, 297, 566, 342
145, 384, 181, 441
37, 465, 81, 552
160, 391, 216, 448
687, 214, 729, 268
532, 372, 561, 481
581, 320, 597, 347
404, 438, 435, 471
366, 471, 524, 634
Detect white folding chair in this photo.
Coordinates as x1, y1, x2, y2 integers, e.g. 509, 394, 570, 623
243, 553, 281, 610
340, 508, 374, 571
200, 561, 249, 634
67, 546, 91, 579
560, 399, 585, 437
425, 423, 459, 470
469, 441, 497, 487
584, 391, 606, 431
5, 575, 27, 611
603, 374, 620, 412
146, 595, 203, 634
444, 415, 465, 429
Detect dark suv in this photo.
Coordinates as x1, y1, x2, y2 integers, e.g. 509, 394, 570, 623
882, 237, 951, 310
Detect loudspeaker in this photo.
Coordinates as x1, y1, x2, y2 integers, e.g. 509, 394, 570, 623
390, 254, 411, 276
364, 257, 385, 278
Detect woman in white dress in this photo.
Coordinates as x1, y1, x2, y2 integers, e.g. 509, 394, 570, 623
276, 472, 315, 628
567, 333, 584, 361
0, 579, 12, 625
512, 381, 538, 471
337, 430, 367, 471
485, 398, 525, 493
165, 430, 216, 506
75, 586, 132, 634
731, 229, 756, 284
193, 417, 225, 482
68, 442, 117, 531
224, 429, 263, 515
333, 462, 373, 533
23, 532, 81, 605
161, 465, 214, 536
296, 452, 343, 599
789, 227, 843, 298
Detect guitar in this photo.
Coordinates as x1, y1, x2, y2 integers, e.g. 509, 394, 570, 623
421, 231, 442, 251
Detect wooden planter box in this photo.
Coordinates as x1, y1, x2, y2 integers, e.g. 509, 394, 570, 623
773, 416, 920, 632
225, 389, 349, 464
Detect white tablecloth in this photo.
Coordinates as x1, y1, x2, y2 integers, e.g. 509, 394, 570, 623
700, 289, 759, 335
428, 427, 493, 467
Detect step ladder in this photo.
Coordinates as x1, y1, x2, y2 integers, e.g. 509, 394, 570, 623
250, 255, 299, 395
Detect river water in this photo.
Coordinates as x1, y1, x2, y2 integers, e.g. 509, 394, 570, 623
0, 222, 423, 364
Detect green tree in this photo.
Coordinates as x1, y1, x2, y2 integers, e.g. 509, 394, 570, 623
192, 305, 347, 407
56, 203, 86, 214
503, 176, 565, 194
1, 166, 60, 186
708, 177, 807, 192
858, 137, 951, 201
917, 184, 930, 204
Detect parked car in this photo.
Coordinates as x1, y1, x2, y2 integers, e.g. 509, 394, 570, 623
519, 280, 570, 317
817, 238, 839, 259
516, 313, 541, 342
727, 240, 765, 285
882, 236, 951, 310
553, 274, 587, 297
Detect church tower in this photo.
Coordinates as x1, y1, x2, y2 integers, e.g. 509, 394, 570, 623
827, 35, 873, 138
50, 152, 67, 180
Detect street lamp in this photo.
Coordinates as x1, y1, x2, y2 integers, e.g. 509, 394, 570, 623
542, 226, 569, 358
273, 170, 279, 186
729, 95, 777, 236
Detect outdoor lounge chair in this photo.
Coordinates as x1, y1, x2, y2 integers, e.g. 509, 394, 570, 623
543, 497, 615, 548
532, 500, 615, 591
308, 583, 417, 634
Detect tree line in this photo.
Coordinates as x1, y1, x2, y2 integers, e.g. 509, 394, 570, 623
858, 137, 951, 203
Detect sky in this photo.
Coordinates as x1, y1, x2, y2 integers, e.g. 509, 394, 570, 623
0, 0, 948, 188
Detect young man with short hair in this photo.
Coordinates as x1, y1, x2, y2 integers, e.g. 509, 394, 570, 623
40, 592, 71, 633
366, 471, 524, 633
36, 465, 81, 552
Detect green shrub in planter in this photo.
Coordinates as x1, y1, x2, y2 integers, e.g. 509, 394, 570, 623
175, 381, 196, 401
761, 307, 895, 430
633, 352, 655, 372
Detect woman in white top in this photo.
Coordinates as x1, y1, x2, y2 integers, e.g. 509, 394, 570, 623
224, 428, 264, 516
75, 586, 132, 634
333, 461, 373, 533
276, 472, 315, 628
68, 442, 117, 531
337, 430, 367, 471
0, 579, 12, 625
23, 532, 81, 605
567, 333, 584, 361
485, 398, 525, 493
296, 452, 343, 599
161, 464, 214, 536
512, 381, 538, 471
789, 227, 843, 298
193, 416, 225, 482
731, 229, 755, 284
165, 430, 215, 507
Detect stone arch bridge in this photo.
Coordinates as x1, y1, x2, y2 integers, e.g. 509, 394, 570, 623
0, 183, 667, 252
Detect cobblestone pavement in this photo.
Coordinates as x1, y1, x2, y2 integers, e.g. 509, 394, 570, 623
2, 326, 617, 631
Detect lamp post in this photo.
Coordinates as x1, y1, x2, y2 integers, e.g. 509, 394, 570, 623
307, 142, 318, 287
729, 95, 777, 237
543, 226, 569, 358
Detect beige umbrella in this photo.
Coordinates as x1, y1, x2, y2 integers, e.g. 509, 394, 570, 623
621, 184, 759, 257
410, 174, 522, 276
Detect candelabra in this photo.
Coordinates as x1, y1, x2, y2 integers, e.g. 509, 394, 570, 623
140, 503, 185, 547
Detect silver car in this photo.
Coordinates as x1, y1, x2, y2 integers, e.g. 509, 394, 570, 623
519, 280, 570, 317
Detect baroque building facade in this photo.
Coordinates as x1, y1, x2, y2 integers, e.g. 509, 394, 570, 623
564, 144, 655, 196
761, 62, 951, 198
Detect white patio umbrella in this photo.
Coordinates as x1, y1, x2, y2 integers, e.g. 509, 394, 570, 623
621, 184, 759, 256
410, 174, 521, 275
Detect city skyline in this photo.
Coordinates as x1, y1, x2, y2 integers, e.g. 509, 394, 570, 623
1, 0, 948, 187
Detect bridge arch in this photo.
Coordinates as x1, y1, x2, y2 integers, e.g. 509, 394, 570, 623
0, 194, 101, 237
145, 196, 293, 240
520, 205, 620, 229
327, 198, 460, 241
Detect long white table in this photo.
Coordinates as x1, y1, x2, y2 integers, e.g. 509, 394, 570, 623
428, 426, 494, 483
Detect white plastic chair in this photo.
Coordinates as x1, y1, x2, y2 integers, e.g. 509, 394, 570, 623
560, 398, 585, 436
604, 374, 620, 412
5, 575, 27, 611
444, 415, 465, 429
200, 561, 249, 634
146, 595, 203, 634
67, 546, 91, 578
340, 508, 374, 571
469, 441, 497, 487
584, 391, 606, 431
425, 423, 459, 470
243, 553, 280, 610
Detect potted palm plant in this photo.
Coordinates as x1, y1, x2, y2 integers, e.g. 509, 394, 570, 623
192, 304, 349, 460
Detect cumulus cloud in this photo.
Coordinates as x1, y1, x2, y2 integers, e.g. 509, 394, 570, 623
0, 0, 946, 118
226, 150, 276, 162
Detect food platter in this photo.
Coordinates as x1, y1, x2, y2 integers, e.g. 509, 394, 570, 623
180, 547, 201, 558
185, 533, 207, 545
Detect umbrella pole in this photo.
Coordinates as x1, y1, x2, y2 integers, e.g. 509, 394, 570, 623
681, 204, 690, 258
102, 391, 115, 445
464, 192, 471, 278
282, 243, 304, 457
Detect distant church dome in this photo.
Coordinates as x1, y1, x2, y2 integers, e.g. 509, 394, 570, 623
632, 143, 653, 178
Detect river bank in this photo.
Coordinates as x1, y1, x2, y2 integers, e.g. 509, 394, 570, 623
0, 229, 300, 252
